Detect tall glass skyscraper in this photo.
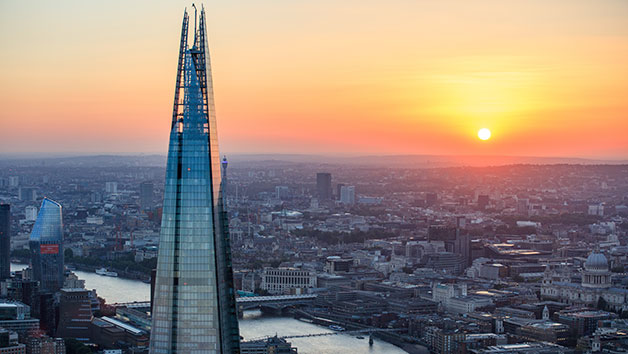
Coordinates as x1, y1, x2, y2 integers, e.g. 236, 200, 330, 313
149, 6, 240, 353
29, 198, 64, 293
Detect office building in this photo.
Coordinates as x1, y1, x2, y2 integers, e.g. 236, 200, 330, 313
0, 301, 39, 341
316, 173, 332, 200
0, 328, 24, 354
518, 321, 570, 346
0, 205, 10, 280
336, 184, 344, 201
324, 256, 352, 274
149, 7, 240, 353
25, 335, 65, 354
339, 185, 355, 205
275, 186, 290, 200
17, 188, 36, 202
25, 206, 38, 222
261, 268, 317, 295
105, 182, 117, 194
29, 198, 64, 294
139, 182, 154, 210
55, 288, 93, 340
7, 177, 19, 188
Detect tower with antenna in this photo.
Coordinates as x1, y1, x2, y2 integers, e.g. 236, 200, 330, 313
149, 5, 240, 353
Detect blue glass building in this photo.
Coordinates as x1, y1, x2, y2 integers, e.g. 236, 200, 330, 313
149, 6, 240, 353
29, 198, 64, 294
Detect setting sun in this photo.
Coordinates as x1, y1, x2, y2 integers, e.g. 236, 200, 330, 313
478, 128, 491, 141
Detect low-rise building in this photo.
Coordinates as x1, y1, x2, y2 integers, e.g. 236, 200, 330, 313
261, 268, 317, 295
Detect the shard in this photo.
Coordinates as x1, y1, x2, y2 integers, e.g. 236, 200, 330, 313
149, 6, 240, 353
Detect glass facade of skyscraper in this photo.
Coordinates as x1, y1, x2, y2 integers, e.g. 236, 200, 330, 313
29, 198, 64, 294
149, 7, 240, 354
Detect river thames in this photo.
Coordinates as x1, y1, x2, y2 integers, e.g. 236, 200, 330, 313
12, 264, 409, 353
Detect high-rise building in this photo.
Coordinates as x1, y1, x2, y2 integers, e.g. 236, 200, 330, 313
149, 7, 240, 353
105, 182, 117, 194
336, 183, 344, 201
275, 186, 290, 200
0, 205, 10, 280
29, 198, 64, 294
55, 288, 92, 339
339, 185, 355, 205
316, 173, 332, 201
139, 182, 154, 210
25, 206, 38, 222
7, 177, 19, 188
221, 156, 229, 198
18, 188, 37, 202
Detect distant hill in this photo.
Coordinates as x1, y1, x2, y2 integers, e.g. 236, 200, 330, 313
227, 154, 628, 168
0, 154, 166, 168
0, 153, 625, 168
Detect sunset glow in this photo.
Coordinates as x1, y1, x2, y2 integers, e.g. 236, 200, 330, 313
478, 129, 491, 141
0, 0, 627, 159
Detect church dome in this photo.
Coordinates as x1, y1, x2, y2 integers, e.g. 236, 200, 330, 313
585, 251, 609, 272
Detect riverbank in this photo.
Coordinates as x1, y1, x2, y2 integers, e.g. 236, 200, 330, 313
11, 257, 151, 282
11, 262, 416, 353
69, 263, 150, 282
11, 263, 151, 303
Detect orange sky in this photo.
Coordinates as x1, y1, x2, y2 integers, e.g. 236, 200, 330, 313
1, 0, 627, 159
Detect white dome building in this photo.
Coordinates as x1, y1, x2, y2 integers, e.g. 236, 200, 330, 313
541, 247, 628, 312
582, 250, 611, 288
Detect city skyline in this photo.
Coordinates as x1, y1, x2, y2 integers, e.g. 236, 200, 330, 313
1, 0, 627, 159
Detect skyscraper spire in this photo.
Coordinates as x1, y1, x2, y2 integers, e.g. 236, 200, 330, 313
149, 6, 240, 353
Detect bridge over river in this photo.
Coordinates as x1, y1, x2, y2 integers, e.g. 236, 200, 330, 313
113, 293, 318, 318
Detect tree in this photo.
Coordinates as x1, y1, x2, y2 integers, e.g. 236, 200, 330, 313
64, 338, 93, 354
64, 248, 74, 261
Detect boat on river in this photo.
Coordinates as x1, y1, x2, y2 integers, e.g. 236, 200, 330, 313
95, 268, 118, 277
329, 325, 345, 331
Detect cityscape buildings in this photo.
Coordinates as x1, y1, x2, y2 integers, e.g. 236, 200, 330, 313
28, 199, 64, 294
0, 3, 627, 354
149, 7, 240, 353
